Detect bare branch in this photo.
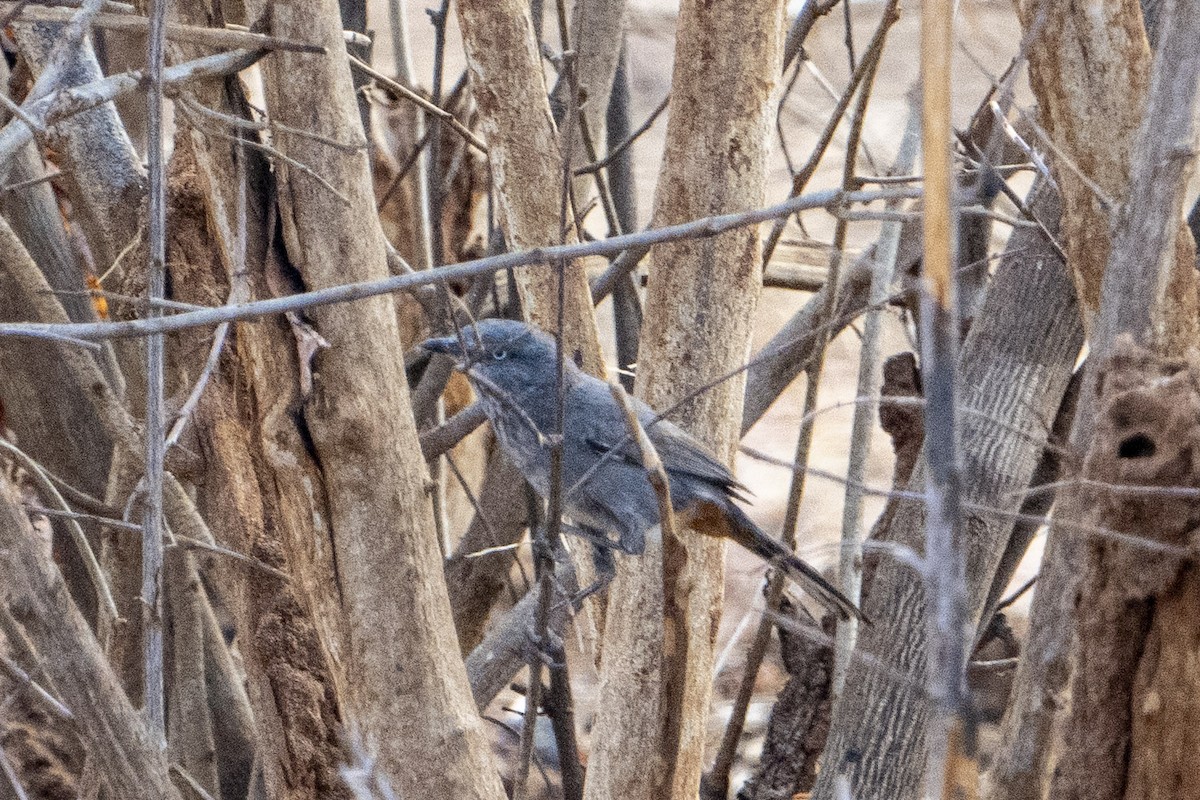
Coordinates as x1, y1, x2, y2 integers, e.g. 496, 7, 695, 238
0, 49, 264, 168
0, 186, 920, 342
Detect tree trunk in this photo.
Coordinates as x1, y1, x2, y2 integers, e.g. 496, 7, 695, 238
455, 0, 604, 370
811, 185, 1081, 800
1017, 0, 1151, 324
0, 473, 181, 800
181, 1, 509, 796
582, 2, 783, 798
1043, 2, 1200, 798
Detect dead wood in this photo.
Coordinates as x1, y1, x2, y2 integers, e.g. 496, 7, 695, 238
811, 185, 1080, 800
0, 473, 181, 800
1050, 342, 1200, 800
583, 1, 785, 799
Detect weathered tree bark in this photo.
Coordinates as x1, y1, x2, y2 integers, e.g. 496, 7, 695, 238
811, 185, 1081, 800
454, 0, 604, 369
550, 0, 628, 205
989, 6, 1199, 799
8, 21, 146, 269
198, 0, 509, 796
1049, 345, 1200, 800
0, 65, 113, 624
741, 353, 924, 800
1043, 3, 1200, 799
582, 1, 783, 798
1017, 0, 1195, 333
7, 21, 150, 698
0, 474, 181, 800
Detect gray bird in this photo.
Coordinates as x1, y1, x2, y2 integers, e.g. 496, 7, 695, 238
422, 319, 861, 622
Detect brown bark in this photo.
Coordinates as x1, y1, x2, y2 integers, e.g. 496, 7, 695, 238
740, 609, 835, 800
1017, 0, 1148, 318
161, 131, 352, 800
1040, 3, 1200, 799
454, 0, 604, 371
182, 1, 509, 796
1018, 0, 1195, 337
1050, 343, 1200, 800
742, 353, 922, 800
582, 1, 783, 798
0, 474, 181, 800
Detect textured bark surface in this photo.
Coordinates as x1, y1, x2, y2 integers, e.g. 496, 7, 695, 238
743, 353, 923, 800
993, 7, 1200, 800
582, 1, 783, 798
1050, 344, 1200, 800
740, 610, 834, 800
1018, 0, 1195, 337
0, 475, 181, 800
455, 0, 604, 371
812, 188, 1082, 800
201, 1, 508, 797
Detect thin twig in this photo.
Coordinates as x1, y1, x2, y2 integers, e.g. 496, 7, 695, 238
0, 745, 30, 800
348, 54, 487, 154
761, 0, 901, 263
0, 186, 921, 342
0, 438, 120, 625
178, 95, 363, 153
169, 765, 219, 800
919, 0, 975, 789
833, 103, 919, 699
168, 537, 290, 581
573, 92, 668, 176
180, 103, 352, 205
0, 651, 74, 720
142, 0, 168, 744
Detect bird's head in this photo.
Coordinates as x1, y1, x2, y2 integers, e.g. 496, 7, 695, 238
420, 319, 559, 389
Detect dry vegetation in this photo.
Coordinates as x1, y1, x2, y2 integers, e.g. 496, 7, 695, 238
0, 0, 1198, 799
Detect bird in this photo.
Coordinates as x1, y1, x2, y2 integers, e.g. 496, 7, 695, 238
422, 318, 862, 622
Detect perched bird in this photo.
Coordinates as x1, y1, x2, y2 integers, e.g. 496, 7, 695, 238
422, 319, 862, 622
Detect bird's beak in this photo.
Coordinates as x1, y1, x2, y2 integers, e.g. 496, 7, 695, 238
420, 335, 464, 357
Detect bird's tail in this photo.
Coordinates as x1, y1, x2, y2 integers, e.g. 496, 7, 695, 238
720, 503, 866, 624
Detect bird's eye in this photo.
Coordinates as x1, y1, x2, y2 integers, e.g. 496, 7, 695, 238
492, 350, 508, 360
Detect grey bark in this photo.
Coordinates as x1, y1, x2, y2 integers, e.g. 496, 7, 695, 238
811, 187, 1081, 800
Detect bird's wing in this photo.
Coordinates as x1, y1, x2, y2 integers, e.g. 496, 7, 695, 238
574, 380, 748, 498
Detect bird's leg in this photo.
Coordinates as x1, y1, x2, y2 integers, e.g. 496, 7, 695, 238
552, 524, 619, 607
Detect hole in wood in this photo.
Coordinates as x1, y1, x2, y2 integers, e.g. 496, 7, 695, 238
1117, 433, 1156, 459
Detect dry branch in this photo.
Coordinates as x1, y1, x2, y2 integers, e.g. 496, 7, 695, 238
0, 187, 918, 343
584, 2, 784, 799
0, 475, 181, 800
